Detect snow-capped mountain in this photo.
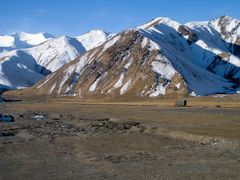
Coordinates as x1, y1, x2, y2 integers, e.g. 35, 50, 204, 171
76, 29, 111, 50
0, 36, 86, 90
26, 36, 86, 71
19, 16, 239, 98
0, 29, 112, 90
0, 32, 55, 52
0, 50, 51, 90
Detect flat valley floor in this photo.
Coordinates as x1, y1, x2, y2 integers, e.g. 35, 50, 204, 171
0, 96, 240, 179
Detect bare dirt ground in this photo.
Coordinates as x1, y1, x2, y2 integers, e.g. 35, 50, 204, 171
0, 96, 240, 179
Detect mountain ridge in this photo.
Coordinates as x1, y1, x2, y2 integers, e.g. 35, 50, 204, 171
21, 16, 240, 98
0, 30, 111, 90
0, 32, 55, 52
2, 16, 240, 98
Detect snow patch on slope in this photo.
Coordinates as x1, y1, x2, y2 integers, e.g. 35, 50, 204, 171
49, 83, 56, 95
149, 84, 168, 97
141, 37, 149, 48
57, 65, 75, 94
102, 35, 120, 52
120, 79, 132, 95
89, 72, 108, 92
89, 77, 101, 92
114, 73, 125, 89
151, 55, 176, 79
124, 58, 133, 69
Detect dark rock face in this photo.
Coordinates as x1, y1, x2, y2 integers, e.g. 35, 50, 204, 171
207, 55, 240, 84
178, 25, 198, 44
35, 64, 52, 76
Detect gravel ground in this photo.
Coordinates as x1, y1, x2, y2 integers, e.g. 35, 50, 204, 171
0, 100, 240, 179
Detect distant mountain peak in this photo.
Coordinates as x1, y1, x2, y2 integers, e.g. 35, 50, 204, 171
0, 32, 55, 52
138, 17, 181, 30
209, 15, 239, 27
208, 15, 240, 44
76, 29, 112, 50
10, 31, 55, 39
215, 15, 236, 21
87, 29, 109, 34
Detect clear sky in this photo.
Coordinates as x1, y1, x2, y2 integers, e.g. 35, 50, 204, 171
0, 0, 239, 36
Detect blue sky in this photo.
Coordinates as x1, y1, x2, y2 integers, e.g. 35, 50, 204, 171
0, 0, 239, 36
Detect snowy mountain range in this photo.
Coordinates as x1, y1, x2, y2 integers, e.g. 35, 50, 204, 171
0, 30, 110, 90
0, 32, 55, 52
1, 16, 240, 98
